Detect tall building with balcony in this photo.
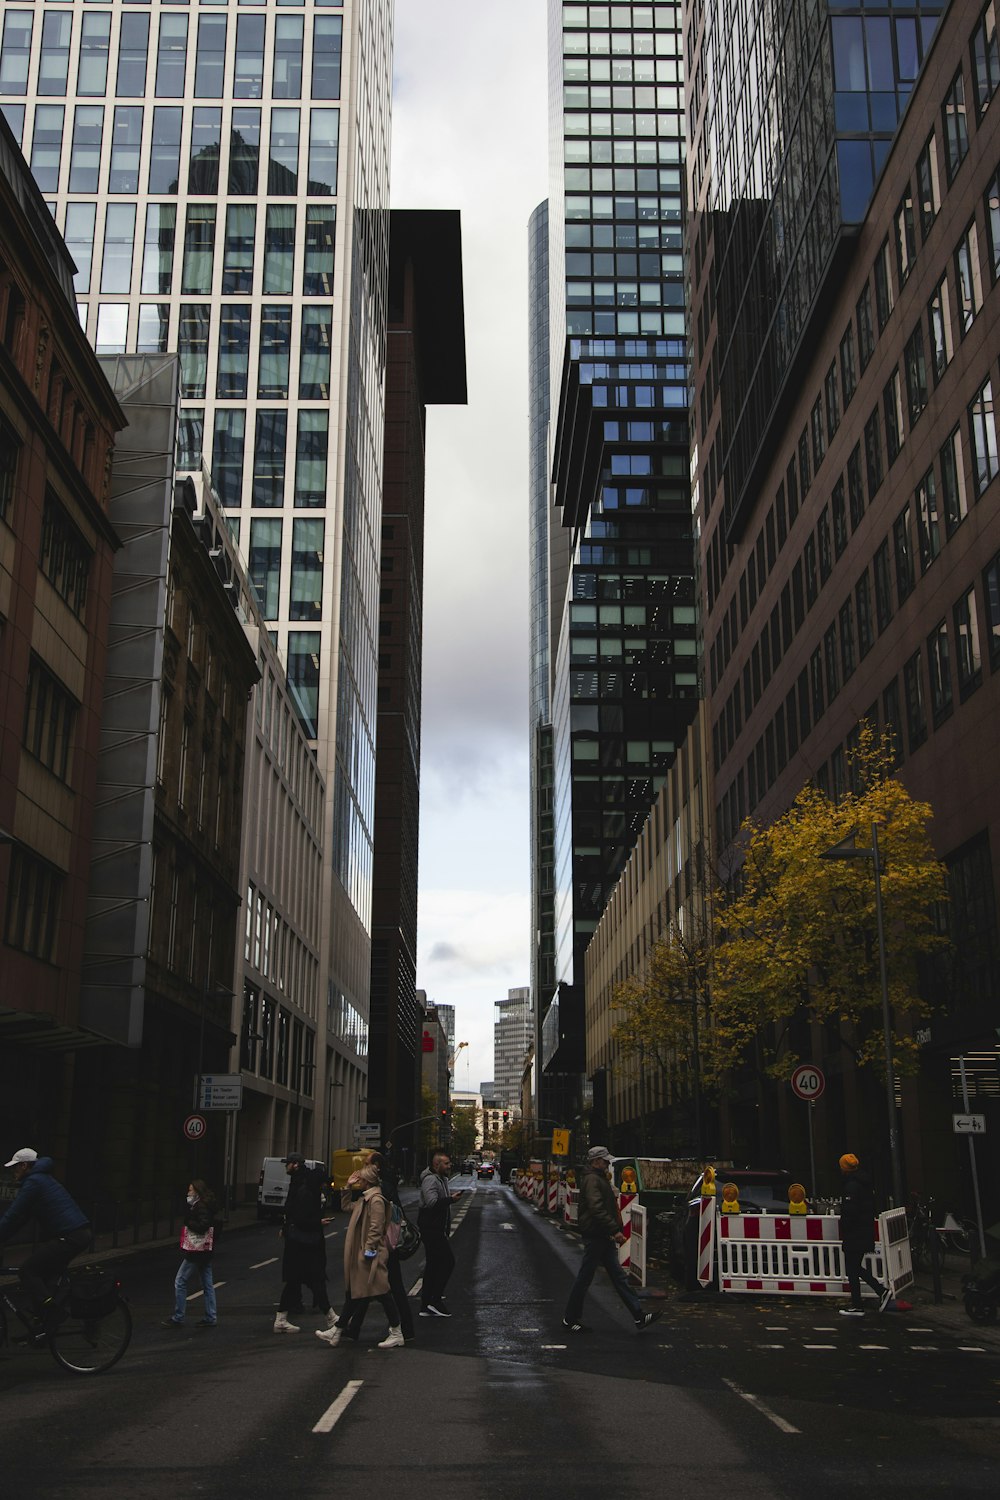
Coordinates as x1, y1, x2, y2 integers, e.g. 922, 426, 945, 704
494, 985, 533, 1108
538, 1, 697, 1128
0, 0, 395, 1136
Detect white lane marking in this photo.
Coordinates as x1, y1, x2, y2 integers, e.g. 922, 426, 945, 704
859, 1344, 889, 1350
756, 1344, 785, 1349
408, 1278, 423, 1299
312, 1379, 364, 1435
501, 1223, 515, 1231
765, 1326, 788, 1331
325, 1231, 339, 1239
959, 1346, 985, 1352
905, 1326, 933, 1332
518, 1327, 540, 1332
910, 1345, 938, 1351
251, 1258, 278, 1269
723, 1378, 800, 1435
803, 1344, 835, 1350
812, 1326, 836, 1331
540, 1344, 567, 1350
185, 1283, 226, 1299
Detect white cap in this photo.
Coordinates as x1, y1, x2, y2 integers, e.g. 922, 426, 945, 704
3, 1148, 38, 1168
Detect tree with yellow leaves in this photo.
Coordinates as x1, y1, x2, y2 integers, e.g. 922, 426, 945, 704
711, 724, 947, 1081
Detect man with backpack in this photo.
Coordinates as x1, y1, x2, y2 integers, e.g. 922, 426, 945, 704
0, 1148, 92, 1332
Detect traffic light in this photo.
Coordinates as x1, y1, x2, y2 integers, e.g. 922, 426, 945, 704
502, 1110, 509, 1122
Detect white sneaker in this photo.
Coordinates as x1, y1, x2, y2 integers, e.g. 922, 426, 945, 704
315, 1325, 342, 1345
378, 1327, 405, 1349
273, 1313, 300, 1333
323, 1309, 338, 1329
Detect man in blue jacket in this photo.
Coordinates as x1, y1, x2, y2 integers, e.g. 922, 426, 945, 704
0, 1148, 92, 1324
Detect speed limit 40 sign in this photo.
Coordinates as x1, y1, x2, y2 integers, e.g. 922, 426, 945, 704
183, 1114, 207, 1142
790, 1064, 825, 1101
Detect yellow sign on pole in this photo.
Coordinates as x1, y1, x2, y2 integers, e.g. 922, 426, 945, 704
551, 1128, 570, 1157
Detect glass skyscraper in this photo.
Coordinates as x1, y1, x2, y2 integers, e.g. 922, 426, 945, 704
0, 0, 394, 1121
538, 1, 697, 1122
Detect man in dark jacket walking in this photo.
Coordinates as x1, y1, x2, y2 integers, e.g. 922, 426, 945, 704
417, 1150, 462, 1317
273, 1153, 335, 1334
563, 1146, 662, 1333
0, 1149, 92, 1324
838, 1152, 892, 1317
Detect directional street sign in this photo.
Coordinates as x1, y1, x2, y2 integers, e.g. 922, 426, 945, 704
953, 1113, 987, 1134
551, 1128, 571, 1156
353, 1123, 381, 1143
790, 1064, 826, 1101
198, 1074, 243, 1111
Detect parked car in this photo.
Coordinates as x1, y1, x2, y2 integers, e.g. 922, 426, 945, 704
663, 1167, 794, 1287
257, 1156, 330, 1221
477, 1162, 495, 1179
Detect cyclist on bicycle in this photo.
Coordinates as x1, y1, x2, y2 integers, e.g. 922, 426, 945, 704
0, 1148, 92, 1329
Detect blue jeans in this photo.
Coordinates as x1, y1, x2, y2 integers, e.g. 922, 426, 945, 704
564, 1234, 643, 1324
173, 1257, 216, 1323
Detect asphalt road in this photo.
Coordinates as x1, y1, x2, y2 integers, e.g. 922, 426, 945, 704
0, 1176, 997, 1498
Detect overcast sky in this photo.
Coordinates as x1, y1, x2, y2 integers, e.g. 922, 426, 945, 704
390, 2, 549, 1096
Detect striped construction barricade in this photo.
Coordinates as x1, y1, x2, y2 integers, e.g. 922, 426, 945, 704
696, 1193, 716, 1286
556, 1179, 567, 1214
617, 1193, 636, 1269
547, 1174, 559, 1213
716, 1211, 887, 1296
628, 1202, 648, 1287
533, 1175, 545, 1209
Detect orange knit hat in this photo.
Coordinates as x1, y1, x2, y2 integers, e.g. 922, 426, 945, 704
839, 1153, 859, 1172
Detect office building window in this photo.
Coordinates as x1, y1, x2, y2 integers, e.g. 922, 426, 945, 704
30, 104, 64, 193
40, 491, 90, 616
831, 479, 847, 560
916, 133, 940, 238
155, 15, 188, 98
108, 105, 143, 192
883, 677, 903, 764
249, 517, 282, 618
955, 219, 983, 334
117, 14, 150, 97
137, 303, 169, 353
257, 304, 291, 399
213, 408, 246, 507
903, 650, 927, 751
972, 2, 1000, 119
927, 620, 953, 725
941, 423, 969, 535
983, 551, 1000, 669
874, 238, 893, 330
218, 303, 252, 399
222, 204, 255, 294
0, 417, 19, 525
927, 273, 953, 382
38, 11, 72, 97
69, 105, 104, 193
894, 190, 916, 286
847, 443, 864, 531
288, 631, 320, 738
274, 16, 303, 99
1, 104, 24, 146
176, 407, 203, 471
874, 538, 893, 633
178, 303, 210, 398
235, 15, 265, 99
307, 108, 339, 195
290, 518, 323, 621
141, 203, 176, 293
893, 503, 915, 604
101, 203, 137, 293
263, 204, 294, 293
904, 322, 927, 427
839, 600, 855, 682
839, 323, 856, 407
78, 11, 111, 96
190, 108, 222, 194
229, 108, 261, 194
954, 586, 983, 698
268, 108, 299, 193
0, 11, 33, 97
969, 378, 998, 495
295, 410, 327, 507
181, 204, 215, 295
915, 467, 940, 574
824, 362, 840, 443
300, 306, 332, 399
312, 16, 342, 98
856, 571, 874, 659
252, 410, 286, 506
23, 654, 77, 782
64, 203, 96, 294
304, 205, 336, 294
943, 68, 969, 182
883, 368, 904, 464
95, 303, 128, 352
149, 106, 182, 192
864, 407, 883, 497
4, 848, 61, 963
195, 15, 227, 98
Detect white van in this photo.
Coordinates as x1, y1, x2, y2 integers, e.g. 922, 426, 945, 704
257, 1157, 327, 1220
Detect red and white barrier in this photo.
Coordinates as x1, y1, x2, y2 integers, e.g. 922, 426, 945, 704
547, 1177, 558, 1213
700, 1201, 901, 1297
617, 1193, 636, 1269
628, 1203, 647, 1287
564, 1186, 579, 1225
696, 1193, 716, 1287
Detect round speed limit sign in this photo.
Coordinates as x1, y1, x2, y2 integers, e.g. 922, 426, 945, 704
183, 1114, 207, 1142
790, 1064, 826, 1101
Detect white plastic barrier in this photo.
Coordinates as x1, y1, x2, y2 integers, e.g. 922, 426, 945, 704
879, 1206, 914, 1295
564, 1185, 579, 1225
628, 1202, 647, 1287
533, 1176, 544, 1208
701, 1201, 900, 1297
556, 1180, 567, 1213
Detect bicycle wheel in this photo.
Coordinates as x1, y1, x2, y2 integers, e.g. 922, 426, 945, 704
49, 1298, 132, 1375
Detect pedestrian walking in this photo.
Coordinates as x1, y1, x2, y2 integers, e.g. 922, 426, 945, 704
562, 1146, 663, 1334
273, 1153, 335, 1334
162, 1179, 219, 1329
837, 1152, 893, 1318
417, 1149, 462, 1317
334, 1148, 415, 1343
316, 1162, 403, 1348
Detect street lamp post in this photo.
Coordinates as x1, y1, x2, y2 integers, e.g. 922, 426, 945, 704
819, 821, 904, 1205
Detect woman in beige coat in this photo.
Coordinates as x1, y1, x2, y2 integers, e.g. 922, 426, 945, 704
316, 1164, 403, 1348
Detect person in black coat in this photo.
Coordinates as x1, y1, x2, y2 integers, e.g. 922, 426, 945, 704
273, 1154, 335, 1333
838, 1152, 892, 1316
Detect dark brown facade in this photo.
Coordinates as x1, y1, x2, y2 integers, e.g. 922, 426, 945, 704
0, 115, 125, 1161
694, 6, 1000, 1200
367, 211, 466, 1148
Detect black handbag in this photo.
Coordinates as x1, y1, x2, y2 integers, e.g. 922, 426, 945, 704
395, 1216, 421, 1262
